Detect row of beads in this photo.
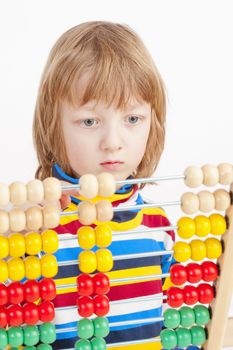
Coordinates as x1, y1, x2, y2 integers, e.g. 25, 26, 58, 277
161, 325, 206, 349
77, 317, 109, 339
0, 230, 58, 258
0, 322, 56, 348
184, 163, 233, 187
78, 173, 116, 198
0, 206, 60, 234
77, 200, 113, 225
0, 255, 58, 282
163, 305, 210, 328
0, 300, 55, 327
77, 224, 112, 249
75, 337, 107, 350
77, 273, 110, 296
181, 189, 230, 214
77, 295, 110, 317
173, 237, 222, 262
79, 249, 113, 274
177, 213, 226, 239
167, 284, 214, 308
0, 279, 56, 305
10, 345, 52, 350
170, 262, 218, 285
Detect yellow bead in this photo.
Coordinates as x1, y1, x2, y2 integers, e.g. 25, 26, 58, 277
194, 215, 211, 237
9, 233, 26, 258
173, 242, 191, 262
25, 232, 42, 255
96, 248, 113, 272
205, 238, 222, 259
77, 226, 96, 249
190, 239, 206, 261
8, 257, 25, 281
95, 223, 112, 247
41, 230, 59, 253
0, 236, 9, 259
41, 254, 58, 278
0, 260, 8, 282
177, 217, 196, 239
79, 250, 97, 273
209, 214, 226, 235
25, 256, 41, 279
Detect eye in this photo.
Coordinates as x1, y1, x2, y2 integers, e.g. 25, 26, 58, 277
127, 115, 142, 124
81, 119, 98, 127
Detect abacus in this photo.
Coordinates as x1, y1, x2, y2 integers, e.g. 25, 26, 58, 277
0, 163, 232, 350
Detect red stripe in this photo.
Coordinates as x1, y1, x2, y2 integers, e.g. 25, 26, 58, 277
142, 214, 175, 241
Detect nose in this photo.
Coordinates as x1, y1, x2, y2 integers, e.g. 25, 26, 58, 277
100, 124, 123, 152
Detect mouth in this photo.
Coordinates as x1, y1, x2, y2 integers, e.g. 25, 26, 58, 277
100, 161, 124, 171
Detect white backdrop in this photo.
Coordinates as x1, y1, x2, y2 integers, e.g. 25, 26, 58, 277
0, 1, 232, 348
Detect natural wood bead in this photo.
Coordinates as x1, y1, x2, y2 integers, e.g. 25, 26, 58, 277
202, 164, 219, 186
43, 205, 60, 228
0, 210, 9, 234
0, 183, 10, 207
78, 201, 96, 225
218, 163, 233, 185
96, 200, 113, 222
43, 177, 62, 201
198, 190, 215, 212
181, 192, 199, 214
79, 174, 98, 198
214, 189, 231, 211
97, 172, 116, 197
27, 179, 44, 203
26, 206, 43, 231
184, 166, 203, 188
9, 181, 27, 206
9, 208, 26, 232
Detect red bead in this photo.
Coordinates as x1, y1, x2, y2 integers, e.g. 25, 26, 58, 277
0, 306, 7, 328
0, 285, 8, 306
186, 263, 203, 283
198, 283, 215, 304
23, 302, 39, 325
93, 273, 110, 295
8, 281, 24, 304
38, 300, 55, 322
77, 274, 94, 296
183, 285, 199, 305
7, 304, 23, 326
39, 278, 56, 301
24, 280, 40, 303
201, 261, 218, 282
77, 296, 94, 317
167, 287, 184, 308
170, 264, 187, 285
93, 294, 110, 316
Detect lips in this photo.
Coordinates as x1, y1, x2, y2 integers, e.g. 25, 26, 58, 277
100, 161, 124, 165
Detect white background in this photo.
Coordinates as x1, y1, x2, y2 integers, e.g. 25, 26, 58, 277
0, 1, 232, 348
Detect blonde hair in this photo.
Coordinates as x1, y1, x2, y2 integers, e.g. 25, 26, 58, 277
33, 21, 166, 189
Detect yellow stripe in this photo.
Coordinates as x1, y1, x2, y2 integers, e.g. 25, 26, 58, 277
108, 339, 162, 350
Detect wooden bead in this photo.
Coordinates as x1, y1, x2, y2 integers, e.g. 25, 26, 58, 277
218, 163, 233, 185
79, 174, 98, 199
0, 210, 9, 234
9, 182, 27, 206
184, 166, 203, 188
214, 189, 231, 211
27, 179, 44, 203
43, 205, 60, 228
0, 183, 10, 207
43, 177, 62, 201
78, 201, 96, 225
9, 208, 26, 232
181, 192, 199, 214
26, 206, 43, 231
202, 164, 219, 186
97, 173, 116, 197
198, 190, 215, 212
96, 200, 113, 222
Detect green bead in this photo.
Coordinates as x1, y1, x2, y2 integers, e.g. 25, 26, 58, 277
37, 344, 53, 350
0, 329, 8, 349
77, 319, 94, 339
74, 339, 92, 350
163, 309, 180, 328
8, 327, 24, 347
160, 329, 177, 349
24, 347, 37, 350
180, 306, 195, 327
176, 327, 192, 348
24, 325, 40, 346
190, 326, 206, 346
40, 323, 56, 344
194, 305, 210, 326
93, 317, 109, 338
91, 337, 106, 350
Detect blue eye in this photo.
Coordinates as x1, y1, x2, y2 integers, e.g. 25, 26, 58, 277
127, 115, 140, 124
82, 119, 96, 127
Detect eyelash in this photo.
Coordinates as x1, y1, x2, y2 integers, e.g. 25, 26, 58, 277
79, 115, 144, 128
